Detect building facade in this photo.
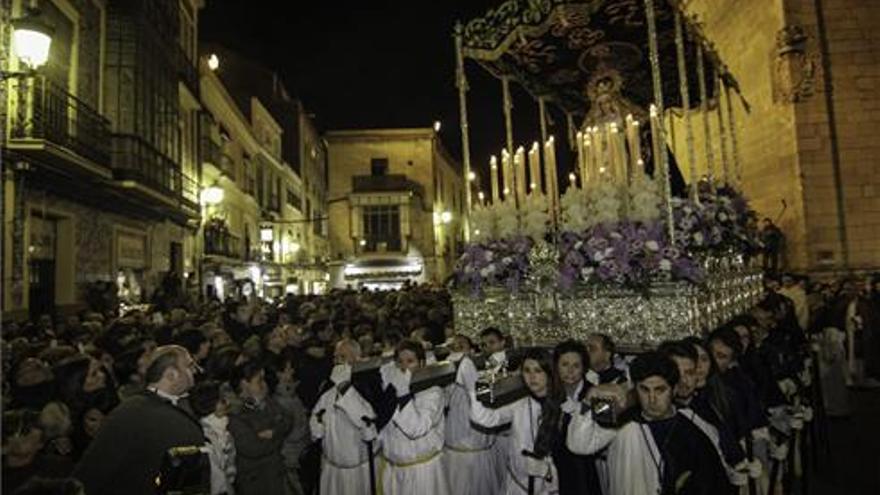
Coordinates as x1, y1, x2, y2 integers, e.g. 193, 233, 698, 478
2, 0, 203, 320
325, 128, 465, 290
198, 46, 329, 299
670, 0, 880, 274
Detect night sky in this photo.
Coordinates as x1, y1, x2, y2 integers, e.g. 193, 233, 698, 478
200, 0, 575, 182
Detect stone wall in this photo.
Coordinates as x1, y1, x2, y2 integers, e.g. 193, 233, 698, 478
671, 0, 880, 272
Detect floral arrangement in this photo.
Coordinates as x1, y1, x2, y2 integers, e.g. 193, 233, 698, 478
673, 185, 760, 256
455, 179, 754, 294
558, 220, 704, 291
456, 236, 534, 295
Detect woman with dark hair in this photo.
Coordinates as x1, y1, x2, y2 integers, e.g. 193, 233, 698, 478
377, 339, 449, 493
52, 355, 113, 420
228, 360, 293, 495
464, 347, 562, 494
551, 340, 603, 495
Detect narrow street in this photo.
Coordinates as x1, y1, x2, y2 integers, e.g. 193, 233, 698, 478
814, 389, 880, 494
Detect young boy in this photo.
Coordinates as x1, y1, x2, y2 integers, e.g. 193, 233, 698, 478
190, 381, 236, 495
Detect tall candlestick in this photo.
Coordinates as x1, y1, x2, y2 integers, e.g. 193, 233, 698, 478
625, 115, 640, 183
568, 172, 577, 189
515, 145, 527, 205
582, 133, 592, 186
576, 131, 585, 185
608, 123, 622, 185
490, 155, 500, 203
528, 142, 541, 194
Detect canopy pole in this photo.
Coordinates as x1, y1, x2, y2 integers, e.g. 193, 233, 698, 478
715, 74, 731, 186
723, 82, 742, 186
538, 97, 549, 147
696, 44, 716, 193
501, 76, 519, 210
645, 0, 675, 243
674, 10, 698, 204
454, 22, 472, 242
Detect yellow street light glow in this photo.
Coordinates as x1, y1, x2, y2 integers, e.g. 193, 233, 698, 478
207, 53, 220, 71
13, 15, 53, 69
200, 185, 224, 205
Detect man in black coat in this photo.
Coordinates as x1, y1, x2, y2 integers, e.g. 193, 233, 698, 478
73, 345, 205, 495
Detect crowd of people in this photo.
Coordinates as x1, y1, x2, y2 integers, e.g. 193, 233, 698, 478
1, 272, 878, 495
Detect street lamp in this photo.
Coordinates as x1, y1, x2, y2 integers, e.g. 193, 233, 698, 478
207, 53, 220, 71
11, 9, 53, 71
200, 185, 224, 205
441, 211, 453, 224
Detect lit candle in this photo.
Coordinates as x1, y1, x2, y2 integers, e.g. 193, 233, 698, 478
582, 133, 592, 186
490, 155, 500, 203
528, 141, 541, 194
650, 104, 663, 183
515, 145, 527, 205
501, 149, 512, 200
576, 131, 585, 186
608, 123, 621, 185
544, 136, 558, 209
568, 172, 577, 189
629, 119, 642, 180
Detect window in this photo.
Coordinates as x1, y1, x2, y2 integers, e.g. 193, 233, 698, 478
287, 189, 302, 210
362, 205, 401, 252
371, 158, 389, 177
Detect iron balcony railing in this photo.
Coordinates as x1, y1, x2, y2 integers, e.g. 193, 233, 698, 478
204, 225, 242, 259
352, 174, 425, 198
111, 134, 198, 206
6, 75, 111, 166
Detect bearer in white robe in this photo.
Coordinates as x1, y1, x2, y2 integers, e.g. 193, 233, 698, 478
465, 347, 560, 495
379, 339, 449, 495
567, 352, 734, 495
445, 350, 503, 495
310, 339, 378, 495
480, 327, 512, 486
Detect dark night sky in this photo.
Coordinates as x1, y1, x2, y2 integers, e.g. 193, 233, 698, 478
200, 1, 574, 182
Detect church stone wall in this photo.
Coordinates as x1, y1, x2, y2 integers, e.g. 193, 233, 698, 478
676, 0, 880, 272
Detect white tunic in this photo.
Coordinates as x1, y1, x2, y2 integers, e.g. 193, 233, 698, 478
470, 393, 558, 495
310, 385, 377, 495
379, 386, 449, 495
444, 357, 503, 495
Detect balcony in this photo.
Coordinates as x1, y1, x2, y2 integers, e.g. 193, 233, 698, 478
204, 224, 241, 259
362, 236, 403, 253
352, 174, 424, 197
5, 76, 111, 171
200, 136, 221, 168
174, 43, 199, 97
111, 134, 199, 213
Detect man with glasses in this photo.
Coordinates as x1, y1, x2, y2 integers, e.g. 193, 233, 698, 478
73, 345, 205, 495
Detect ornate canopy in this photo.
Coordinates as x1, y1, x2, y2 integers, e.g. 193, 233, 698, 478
461, 0, 737, 120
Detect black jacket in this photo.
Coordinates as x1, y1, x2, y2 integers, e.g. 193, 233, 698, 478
72, 391, 205, 495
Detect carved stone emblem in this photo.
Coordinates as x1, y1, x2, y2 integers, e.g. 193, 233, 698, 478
772, 25, 820, 103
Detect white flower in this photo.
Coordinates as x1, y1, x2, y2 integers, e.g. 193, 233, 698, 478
693, 232, 704, 244
659, 259, 672, 271
646, 240, 660, 251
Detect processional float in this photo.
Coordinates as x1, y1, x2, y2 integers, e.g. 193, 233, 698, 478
452, 0, 763, 350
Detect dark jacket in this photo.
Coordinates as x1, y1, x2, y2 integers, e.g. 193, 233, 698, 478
229, 396, 292, 495
72, 391, 205, 495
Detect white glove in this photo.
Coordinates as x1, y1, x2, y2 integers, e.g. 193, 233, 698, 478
729, 461, 750, 486
362, 424, 378, 442
778, 378, 798, 397
752, 427, 771, 442
802, 406, 814, 422
799, 368, 813, 387
748, 459, 763, 478
330, 364, 352, 385
524, 455, 551, 479
561, 398, 579, 415
390, 367, 412, 397
770, 441, 789, 460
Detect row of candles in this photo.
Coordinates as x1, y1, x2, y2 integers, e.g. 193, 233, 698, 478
482, 105, 667, 211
